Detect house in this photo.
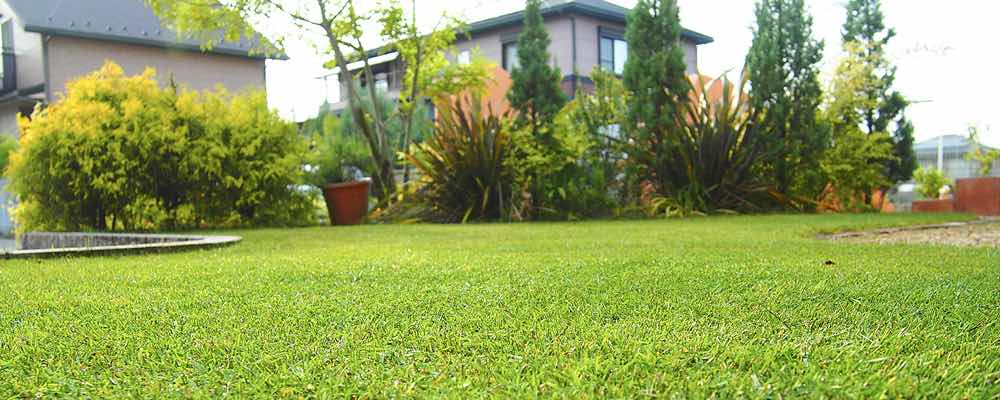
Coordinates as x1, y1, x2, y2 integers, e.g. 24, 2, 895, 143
914, 134, 1000, 180
319, 0, 713, 110
0, 0, 283, 137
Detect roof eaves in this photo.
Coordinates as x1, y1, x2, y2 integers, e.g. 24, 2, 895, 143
463, 1, 714, 45
24, 25, 288, 60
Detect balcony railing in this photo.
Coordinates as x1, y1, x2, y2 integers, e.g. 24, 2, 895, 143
339, 70, 404, 101
0, 51, 15, 95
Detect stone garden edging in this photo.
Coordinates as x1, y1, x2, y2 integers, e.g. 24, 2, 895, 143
2, 232, 241, 259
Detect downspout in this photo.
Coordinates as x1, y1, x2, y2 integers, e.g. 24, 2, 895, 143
570, 15, 577, 96
42, 34, 51, 103
262, 59, 268, 92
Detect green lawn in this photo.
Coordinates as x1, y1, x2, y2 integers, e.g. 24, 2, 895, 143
2, 213, 998, 398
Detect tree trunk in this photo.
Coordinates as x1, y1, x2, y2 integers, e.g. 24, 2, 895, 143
400, 6, 423, 184
326, 30, 396, 200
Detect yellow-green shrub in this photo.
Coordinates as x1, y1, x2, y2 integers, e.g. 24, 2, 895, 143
7, 61, 312, 232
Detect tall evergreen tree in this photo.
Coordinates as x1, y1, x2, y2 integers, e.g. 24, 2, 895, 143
507, 0, 566, 136
746, 0, 826, 196
622, 0, 690, 194
841, 0, 916, 184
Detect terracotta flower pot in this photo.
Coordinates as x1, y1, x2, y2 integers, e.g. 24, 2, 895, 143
321, 180, 370, 226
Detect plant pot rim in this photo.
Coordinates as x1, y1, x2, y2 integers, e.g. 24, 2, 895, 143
323, 180, 371, 190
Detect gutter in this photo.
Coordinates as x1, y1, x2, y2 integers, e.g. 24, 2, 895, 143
462, 2, 714, 45
23, 25, 287, 60
43, 34, 51, 103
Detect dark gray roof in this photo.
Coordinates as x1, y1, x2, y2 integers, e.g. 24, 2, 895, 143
5, 0, 283, 60
465, 0, 714, 45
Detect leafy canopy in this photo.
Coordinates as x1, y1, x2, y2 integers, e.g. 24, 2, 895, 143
146, 0, 488, 200
966, 126, 1000, 177
821, 42, 896, 209
840, 0, 916, 185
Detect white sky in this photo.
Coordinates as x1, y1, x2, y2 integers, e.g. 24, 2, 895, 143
264, 0, 1000, 147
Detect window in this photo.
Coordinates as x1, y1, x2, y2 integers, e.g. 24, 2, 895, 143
502, 42, 519, 71
375, 76, 389, 92
0, 19, 11, 84
0, 19, 10, 51
457, 50, 471, 66
599, 29, 627, 75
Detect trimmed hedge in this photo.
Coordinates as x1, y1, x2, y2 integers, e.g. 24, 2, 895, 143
7, 62, 312, 232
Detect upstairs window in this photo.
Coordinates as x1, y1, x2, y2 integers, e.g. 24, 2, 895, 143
457, 50, 471, 66
0, 19, 12, 87
599, 28, 627, 75
0, 19, 11, 52
374, 75, 389, 92
502, 42, 519, 71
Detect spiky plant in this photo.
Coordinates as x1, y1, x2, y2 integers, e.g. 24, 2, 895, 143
406, 96, 514, 222
655, 75, 775, 212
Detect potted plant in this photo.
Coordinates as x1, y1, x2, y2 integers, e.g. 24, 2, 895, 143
306, 115, 374, 225
911, 167, 954, 213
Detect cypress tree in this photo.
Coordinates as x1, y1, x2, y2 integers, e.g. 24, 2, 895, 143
507, 0, 566, 136
746, 0, 826, 196
622, 0, 690, 194
842, 0, 916, 184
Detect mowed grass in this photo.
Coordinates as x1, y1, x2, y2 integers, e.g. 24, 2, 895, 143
1, 213, 998, 398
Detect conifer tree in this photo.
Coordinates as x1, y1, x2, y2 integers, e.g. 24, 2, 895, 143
842, 0, 916, 184
746, 0, 826, 196
507, 0, 566, 136
622, 0, 690, 194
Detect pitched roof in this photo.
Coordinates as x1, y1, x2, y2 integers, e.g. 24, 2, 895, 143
465, 0, 714, 45
914, 134, 997, 154
4, 0, 283, 60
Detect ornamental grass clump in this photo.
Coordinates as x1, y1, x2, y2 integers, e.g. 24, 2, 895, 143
406, 96, 514, 223
664, 75, 774, 212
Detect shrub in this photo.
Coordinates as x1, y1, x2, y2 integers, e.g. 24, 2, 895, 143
819, 127, 895, 211
7, 61, 312, 232
507, 123, 604, 220
0, 134, 17, 176
406, 96, 514, 222
507, 70, 626, 220
562, 70, 636, 208
913, 167, 950, 199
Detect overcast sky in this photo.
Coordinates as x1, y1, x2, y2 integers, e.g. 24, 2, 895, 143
264, 0, 1000, 147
